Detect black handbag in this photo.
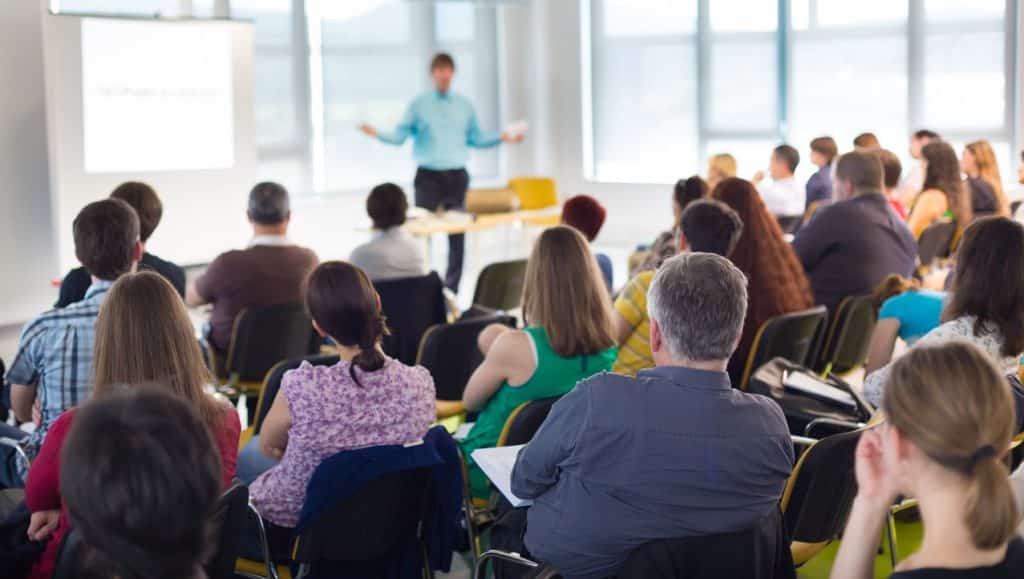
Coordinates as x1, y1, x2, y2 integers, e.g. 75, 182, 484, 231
746, 358, 874, 437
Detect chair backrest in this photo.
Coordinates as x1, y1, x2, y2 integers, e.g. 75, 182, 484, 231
815, 295, 878, 374
375, 272, 447, 365
52, 527, 84, 579
472, 259, 528, 312
917, 220, 957, 267
252, 354, 341, 436
498, 397, 561, 447
205, 483, 250, 579
739, 307, 828, 390
225, 302, 318, 383
616, 508, 792, 579
776, 215, 802, 235
293, 467, 432, 563
416, 314, 517, 401
508, 177, 558, 210
780, 429, 862, 545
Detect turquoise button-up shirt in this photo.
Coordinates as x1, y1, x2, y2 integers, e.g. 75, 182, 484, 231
377, 89, 501, 171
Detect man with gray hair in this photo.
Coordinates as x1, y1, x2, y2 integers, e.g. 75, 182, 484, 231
187, 182, 318, 356
510, 253, 794, 579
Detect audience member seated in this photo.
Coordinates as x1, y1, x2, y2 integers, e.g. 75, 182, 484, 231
878, 148, 909, 219
963, 140, 1010, 217
242, 261, 435, 540
187, 182, 319, 358
561, 195, 614, 292
631, 176, 709, 276
865, 275, 945, 376
898, 129, 941, 206
907, 141, 973, 238
459, 226, 617, 498
1, 199, 142, 488
806, 136, 838, 209
58, 387, 223, 579
349, 182, 428, 281
706, 152, 737, 192
832, 342, 1024, 579
863, 216, 1024, 406
853, 132, 881, 150
512, 253, 794, 579
614, 199, 744, 376
793, 151, 917, 318
23, 271, 240, 579
713, 178, 815, 384
753, 144, 805, 217
56, 181, 185, 308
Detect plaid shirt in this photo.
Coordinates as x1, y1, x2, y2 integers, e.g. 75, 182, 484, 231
6, 280, 112, 466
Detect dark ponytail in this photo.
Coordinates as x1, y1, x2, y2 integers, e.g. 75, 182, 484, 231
306, 261, 391, 386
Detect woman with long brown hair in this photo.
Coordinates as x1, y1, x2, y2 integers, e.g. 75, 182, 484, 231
907, 141, 973, 238
711, 177, 815, 384
23, 271, 240, 579
832, 342, 1023, 578
460, 226, 618, 498
962, 140, 1010, 217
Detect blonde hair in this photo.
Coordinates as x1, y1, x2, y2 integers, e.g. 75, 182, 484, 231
708, 153, 738, 189
870, 274, 919, 310
884, 341, 1020, 550
93, 271, 222, 432
966, 140, 1009, 216
522, 226, 616, 358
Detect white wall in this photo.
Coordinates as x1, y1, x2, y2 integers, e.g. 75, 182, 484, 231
0, 0, 59, 327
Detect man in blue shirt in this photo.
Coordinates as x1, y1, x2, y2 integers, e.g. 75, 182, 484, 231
512, 253, 794, 579
359, 53, 522, 291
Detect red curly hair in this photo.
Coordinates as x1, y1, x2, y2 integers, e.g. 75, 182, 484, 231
711, 178, 815, 382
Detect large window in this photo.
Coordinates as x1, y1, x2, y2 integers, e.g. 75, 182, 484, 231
587, 0, 1018, 183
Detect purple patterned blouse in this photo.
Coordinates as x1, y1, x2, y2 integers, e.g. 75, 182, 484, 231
249, 357, 436, 527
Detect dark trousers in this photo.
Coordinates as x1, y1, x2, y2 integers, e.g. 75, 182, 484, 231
414, 167, 470, 292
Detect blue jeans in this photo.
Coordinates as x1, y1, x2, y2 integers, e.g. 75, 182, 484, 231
236, 435, 280, 485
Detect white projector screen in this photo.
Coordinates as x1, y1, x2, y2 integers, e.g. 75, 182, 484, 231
43, 15, 257, 273
82, 18, 235, 173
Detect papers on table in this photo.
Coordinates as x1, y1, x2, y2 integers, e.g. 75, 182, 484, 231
471, 444, 532, 507
453, 422, 475, 441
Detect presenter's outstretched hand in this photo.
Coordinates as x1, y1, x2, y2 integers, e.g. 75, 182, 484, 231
358, 123, 377, 138
501, 131, 524, 144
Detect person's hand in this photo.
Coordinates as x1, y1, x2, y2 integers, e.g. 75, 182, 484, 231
854, 428, 898, 508
358, 123, 377, 138
752, 170, 765, 184
501, 131, 524, 144
27, 510, 60, 542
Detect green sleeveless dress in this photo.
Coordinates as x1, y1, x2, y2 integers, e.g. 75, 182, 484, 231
460, 326, 617, 498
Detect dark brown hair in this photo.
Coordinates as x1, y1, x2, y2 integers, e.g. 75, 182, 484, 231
853, 132, 880, 149
366, 183, 408, 230
306, 261, 389, 385
430, 52, 455, 71
561, 195, 607, 242
773, 144, 800, 173
876, 149, 903, 190
922, 141, 972, 225
870, 274, 918, 310
712, 178, 815, 375
110, 182, 162, 243
673, 176, 709, 214
73, 198, 140, 281
810, 136, 838, 164
679, 199, 744, 257
945, 216, 1024, 357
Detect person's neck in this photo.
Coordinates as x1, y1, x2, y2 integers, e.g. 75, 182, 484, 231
910, 477, 1007, 570
774, 173, 793, 182
333, 341, 382, 363
252, 224, 288, 237
656, 358, 728, 373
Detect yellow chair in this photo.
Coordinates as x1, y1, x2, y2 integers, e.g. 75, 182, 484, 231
508, 177, 557, 210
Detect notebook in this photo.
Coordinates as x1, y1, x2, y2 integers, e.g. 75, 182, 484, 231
471, 444, 532, 507
783, 369, 858, 411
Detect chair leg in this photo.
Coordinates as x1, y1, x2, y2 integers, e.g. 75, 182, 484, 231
886, 511, 899, 570
247, 501, 280, 579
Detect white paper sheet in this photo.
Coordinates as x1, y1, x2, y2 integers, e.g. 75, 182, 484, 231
471, 444, 532, 507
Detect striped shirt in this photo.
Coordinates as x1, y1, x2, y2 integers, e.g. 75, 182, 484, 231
6, 280, 112, 466
612, 271, 655, 376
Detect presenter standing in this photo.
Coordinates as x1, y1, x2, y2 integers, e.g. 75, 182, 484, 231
359, 53, 523, 292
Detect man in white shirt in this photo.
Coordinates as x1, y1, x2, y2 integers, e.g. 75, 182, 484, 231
753, 144, 805, 217
349, 183, 428, 281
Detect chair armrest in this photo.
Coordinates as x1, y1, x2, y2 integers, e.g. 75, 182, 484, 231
791, 435, 818, 448
475, 549, 539, 579
245, 501, 280, 579
803, 417, 865, 438
0, 437, 28, 466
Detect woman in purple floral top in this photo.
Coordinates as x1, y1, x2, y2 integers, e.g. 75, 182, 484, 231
247, 261, 436, 529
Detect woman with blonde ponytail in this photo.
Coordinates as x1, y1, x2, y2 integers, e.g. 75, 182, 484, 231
832, 341, 1023, 579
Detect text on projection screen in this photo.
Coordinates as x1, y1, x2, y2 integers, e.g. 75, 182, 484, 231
81, 18, 235, 173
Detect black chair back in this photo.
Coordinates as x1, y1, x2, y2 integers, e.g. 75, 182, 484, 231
739, 307, 828, 390
52, 527, 84, 579
225, 302, 318, 383
375, 272, 447, 365
416, 314, 517, 401
815, 296, 877, 374
917, 221, 957, 267
616, 508, 794, 579
776, 216, 802, 235
252, 354, 341, 436
205, 483, 250, 579
499, 397, 561, 447
472, 259, 528, 311
293, 467, 432, 564
781, 429, 862, 545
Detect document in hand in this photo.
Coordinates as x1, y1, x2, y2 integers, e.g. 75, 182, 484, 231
471, 444, 532, 507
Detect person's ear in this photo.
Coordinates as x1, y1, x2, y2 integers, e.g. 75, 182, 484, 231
132, 240, 144, 263
649, 318, 664, 355
246, 211, 254, 225
677, 231, 689, 252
